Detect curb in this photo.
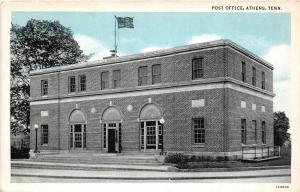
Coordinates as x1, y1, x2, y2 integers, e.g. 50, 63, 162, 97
11, 161, 290, 173
177, 165, 291, 172
11, 173, 291, 180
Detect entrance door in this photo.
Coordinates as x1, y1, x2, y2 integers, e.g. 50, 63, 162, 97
108, 129, 116, 153
74, 124, 82, 148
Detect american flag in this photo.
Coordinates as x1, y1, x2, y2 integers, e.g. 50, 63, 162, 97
116, 17, 134, 28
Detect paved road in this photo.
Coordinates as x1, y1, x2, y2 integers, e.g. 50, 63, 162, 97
11, 168, 291, 183
11, 175, 291, 183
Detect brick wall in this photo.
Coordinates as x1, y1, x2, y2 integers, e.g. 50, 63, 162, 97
31, 88, 226, 153
30, 41, 274, 155
226, 47, 273, 92
226, 89, 274, 152
30, 47, 226, 100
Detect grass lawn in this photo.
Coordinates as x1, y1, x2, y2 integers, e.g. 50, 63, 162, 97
177, 145, 291, 169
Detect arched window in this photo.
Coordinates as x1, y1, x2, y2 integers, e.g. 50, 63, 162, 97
69, 110, 86, 150
139, 104, 164, 151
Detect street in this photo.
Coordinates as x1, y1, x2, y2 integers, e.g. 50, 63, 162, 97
10, 167, 291, 183
11, 175, 290, 183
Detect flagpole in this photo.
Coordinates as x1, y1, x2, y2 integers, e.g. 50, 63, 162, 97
114, 15, 117, 57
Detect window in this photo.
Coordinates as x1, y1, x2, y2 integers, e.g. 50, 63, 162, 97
261, 71, 265, 89
241, 119, 246, 144
79, 75, 86, 92
152, 64, 161, 84
253, 120, 257, 144
41, 124, 48, 145
262, 121, 266, 144
138, 66, 148, 86
241, 62, 246, 82
192, 58, 203, 79
101, 71, 109, 90
112, 70, 121, 88
193, 118, 205, 144
41, 80, 48, 96
103, 123, 106, 148
252, 67, 256, 86
140, 122, 145, 149
68, 76, 76, 93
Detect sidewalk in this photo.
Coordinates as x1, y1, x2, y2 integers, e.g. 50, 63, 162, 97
12, 167, 291, 180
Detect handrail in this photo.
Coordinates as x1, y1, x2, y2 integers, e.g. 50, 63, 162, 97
241, 145, 280, 160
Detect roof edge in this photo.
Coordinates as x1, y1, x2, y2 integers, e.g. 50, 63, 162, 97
30, 39, 273, 76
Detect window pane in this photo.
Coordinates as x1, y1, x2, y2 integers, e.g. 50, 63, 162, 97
241, 119, 246, 144
41, 125, 48, 145
152, 64, 161, 84
192, 58, 203, 79
138, 66, 147, 86
113, 70, 121, 88
69, 76, 76, 93
101, 71, 109, 89
41, 80, 48, 96
252, 67, 256, 86
193, 118, 205, 144
261, 71, 265, 89
262, 121, 266, 144
79, 75, 86, 91
253, 120, 257, 143
241, 62, 246, 82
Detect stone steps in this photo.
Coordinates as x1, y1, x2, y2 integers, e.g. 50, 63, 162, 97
30, 152, 164, 166
11, 161, 174, 172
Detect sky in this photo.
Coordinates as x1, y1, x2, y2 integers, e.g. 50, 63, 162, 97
12, 12, 291, 116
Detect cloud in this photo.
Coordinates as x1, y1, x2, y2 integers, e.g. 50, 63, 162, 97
120, 37, 140, 43
263, 44, 291, 81
236, 35, 271, 53
188, 34, 222, 44
74, 34, 111, 61
263, 44, 291, 116
140, 46, 170, 53
273, 79, 290, 116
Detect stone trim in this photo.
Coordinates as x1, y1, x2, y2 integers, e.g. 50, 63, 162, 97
30, 80, 273, 106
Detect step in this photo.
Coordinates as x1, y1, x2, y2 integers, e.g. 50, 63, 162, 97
30, 159, 162, 166
11, 161, 174, 172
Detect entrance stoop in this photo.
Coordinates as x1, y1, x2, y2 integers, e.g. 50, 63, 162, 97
27, 151, 165, 166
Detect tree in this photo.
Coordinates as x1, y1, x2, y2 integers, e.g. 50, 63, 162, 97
10, 19, 88, 135
274, 111, 290, 146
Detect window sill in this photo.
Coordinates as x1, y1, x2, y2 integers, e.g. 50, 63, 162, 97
192, 144, 205, 148
41, 144, 48, 146
41, 95, 48, 98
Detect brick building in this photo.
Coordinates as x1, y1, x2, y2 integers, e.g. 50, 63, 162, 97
29, 39, 275, 159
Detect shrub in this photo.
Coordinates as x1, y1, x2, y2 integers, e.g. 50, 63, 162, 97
164, 153, 188, 164
190, 155, 197, 162
11, 146, 30, 159
216, 156, 225, 161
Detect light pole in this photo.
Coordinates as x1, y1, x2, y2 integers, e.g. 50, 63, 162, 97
34, 124, 39, 153
159, 118, 165, 155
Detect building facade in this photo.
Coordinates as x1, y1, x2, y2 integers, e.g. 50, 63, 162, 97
30, 39, 275, 158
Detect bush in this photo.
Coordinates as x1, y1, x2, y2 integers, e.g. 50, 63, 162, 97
164, 153, 188, 164
11, 146, 30, 159
189, 155, 197, 162
216, 156, 225, 161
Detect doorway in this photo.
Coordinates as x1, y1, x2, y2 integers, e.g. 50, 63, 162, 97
70, 124, 86, 150
103, 122, 121, 153
108, 129, 116, 153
